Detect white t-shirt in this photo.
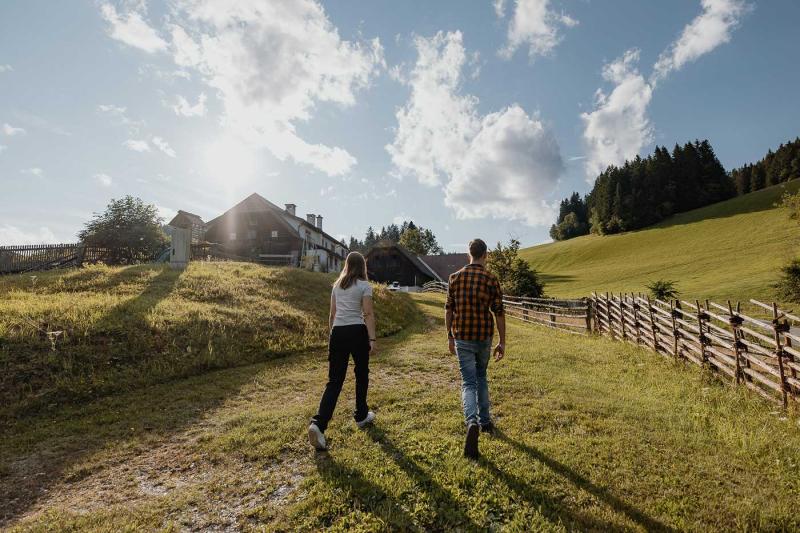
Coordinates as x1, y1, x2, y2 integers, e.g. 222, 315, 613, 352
332, 279, 373, 327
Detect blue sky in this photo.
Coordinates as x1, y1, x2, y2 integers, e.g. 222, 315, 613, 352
1, 0, 798, 251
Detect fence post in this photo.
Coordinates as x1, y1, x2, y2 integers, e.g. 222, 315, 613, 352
631, 294, 641, 345
671, 300, 680, 360
695, 300, 708, 366
785, 335, 798, 400
646, 295, 658, 352
727, 300, 743, 386
585, 297, 593, 334
772, 302, 790, 408
618, 293, 627, 341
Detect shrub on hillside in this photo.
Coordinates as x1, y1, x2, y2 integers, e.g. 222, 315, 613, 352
79, 196, 168, 262
776, 259, 800, 303
646, 279, 679, 301
487, 239, 545, 297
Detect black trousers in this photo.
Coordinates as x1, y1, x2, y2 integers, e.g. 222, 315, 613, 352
311, 324, 370, 432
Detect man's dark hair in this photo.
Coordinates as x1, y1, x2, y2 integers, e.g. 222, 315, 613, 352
468, 238, 487, 259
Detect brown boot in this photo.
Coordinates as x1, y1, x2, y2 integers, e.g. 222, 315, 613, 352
464, 423, 480, 459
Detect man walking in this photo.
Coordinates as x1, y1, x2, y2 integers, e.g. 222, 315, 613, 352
445, 238, 506, 459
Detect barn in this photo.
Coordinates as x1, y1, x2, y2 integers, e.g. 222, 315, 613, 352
365, 244, 469, 287
188, 193, 347, 272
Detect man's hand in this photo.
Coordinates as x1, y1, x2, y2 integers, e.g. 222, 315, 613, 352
493, 343, 505, 361
369, 340, 377, 356
448, 337, 456, 355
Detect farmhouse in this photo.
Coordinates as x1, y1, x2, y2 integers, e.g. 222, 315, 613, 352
171, 193, 348, 272
365, 243, 468, 287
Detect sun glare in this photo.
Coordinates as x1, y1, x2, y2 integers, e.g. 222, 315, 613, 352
203, 136, 258, 185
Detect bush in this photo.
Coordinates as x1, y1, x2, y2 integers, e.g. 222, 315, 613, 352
646, 279, 679, 301
487, 239, 545, 297
776, 259, 800, 303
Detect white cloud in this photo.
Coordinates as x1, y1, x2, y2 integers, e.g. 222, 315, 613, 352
93, 173, 113, 187
171, 93, 207, 117
161, 0, 384, 176
151, 136, 176, 157
123, 139, 151, 152
0, 144, 6, 153
21, 167, 44, 177
498, 0, 578, 60
156, 205, 177, 222
97, 104, 144, 132
97, 104, 126, 115
493, 0, 506, 18
652, 0, 748, 84
580, 49, 653, 180
388, 31, 563, 225
0, 225, 58, 245
445, 105, 561, 225
2, 123, 25, 136
580, 1, 747, 181
0, 64, 12, 73
386, 31, 476, 187
99, 3, 167, 53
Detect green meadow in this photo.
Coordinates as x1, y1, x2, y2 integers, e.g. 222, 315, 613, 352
3, 293, 799, 531
520, 181, 800, 304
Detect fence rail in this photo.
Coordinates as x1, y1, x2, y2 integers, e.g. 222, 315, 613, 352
591, 292, 799, 407
420, 281, 590, 335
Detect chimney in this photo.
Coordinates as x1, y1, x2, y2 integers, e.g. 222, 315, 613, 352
306, 213, 315, 225
284, 203, 296, 216
316, 215, 323, 230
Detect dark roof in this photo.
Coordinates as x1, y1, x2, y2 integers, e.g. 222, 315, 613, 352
168, 210, 205, 229
205, 193, 348, 249
366, 244, 441, 281
419, 253, 469, 281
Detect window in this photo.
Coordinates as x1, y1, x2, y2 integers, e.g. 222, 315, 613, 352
229, 232, 237, 241
271, 230, 279, 238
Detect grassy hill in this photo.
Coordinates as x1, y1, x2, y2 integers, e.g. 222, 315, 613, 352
0, 262, 416, 418
521, 181, 800, 302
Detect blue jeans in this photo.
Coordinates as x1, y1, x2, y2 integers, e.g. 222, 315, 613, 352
455, 338, 492, 427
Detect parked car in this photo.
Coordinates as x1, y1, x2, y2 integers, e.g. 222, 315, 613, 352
388, 281, 401, 291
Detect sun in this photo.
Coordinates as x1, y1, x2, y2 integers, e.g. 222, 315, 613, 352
203, 136, 258, 185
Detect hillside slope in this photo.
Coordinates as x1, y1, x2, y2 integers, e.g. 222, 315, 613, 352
521, 181, 800, 301
0, 262, 416, 417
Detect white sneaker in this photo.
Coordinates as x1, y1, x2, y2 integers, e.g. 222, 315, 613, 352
355, 411, 375, 428
308, 424, 327, 450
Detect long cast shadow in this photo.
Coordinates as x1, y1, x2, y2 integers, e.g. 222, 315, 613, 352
314, 454, 422, 531
495, 430, 676, 532
366, 425, 482, 532
478, 456, 624, 531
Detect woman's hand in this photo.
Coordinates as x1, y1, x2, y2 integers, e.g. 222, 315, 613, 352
369, 339, 377, 355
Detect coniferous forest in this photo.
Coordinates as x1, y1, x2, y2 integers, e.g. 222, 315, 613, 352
551, 137, 800, 240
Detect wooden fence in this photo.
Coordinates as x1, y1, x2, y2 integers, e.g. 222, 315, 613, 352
0, 244, 165, 275
420, 281, 590, 335
591, 293, 800, 407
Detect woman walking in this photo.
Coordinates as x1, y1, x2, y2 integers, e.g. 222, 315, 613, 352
308, 251, 377, 450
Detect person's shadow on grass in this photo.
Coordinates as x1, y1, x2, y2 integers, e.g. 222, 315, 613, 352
365, 425, 482, 532
490, 429, 676, 532
313, 453, 422, 531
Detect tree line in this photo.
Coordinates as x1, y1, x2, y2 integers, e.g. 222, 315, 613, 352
551, 137, 800, 241
348, 221, 443, 255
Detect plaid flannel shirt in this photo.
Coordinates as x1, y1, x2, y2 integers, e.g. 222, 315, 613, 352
445, 263, 504, 341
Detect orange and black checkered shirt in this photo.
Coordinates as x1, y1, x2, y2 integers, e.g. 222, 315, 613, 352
445, 263, 504, 341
